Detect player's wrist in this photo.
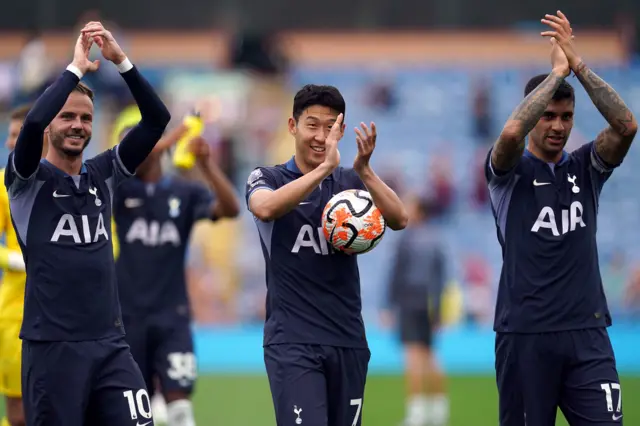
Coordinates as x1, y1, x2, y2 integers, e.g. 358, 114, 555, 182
66, 63, 85, 80
551, 67, 569, 79
317, 162, 337, 177
115, 57, 133, 73
571, 58, 586, 75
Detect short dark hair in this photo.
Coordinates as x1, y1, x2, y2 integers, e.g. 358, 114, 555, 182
73, 82, 94, 101
10, 104, 32, 121
524, 74, 575, 103
292, 84, 346, 121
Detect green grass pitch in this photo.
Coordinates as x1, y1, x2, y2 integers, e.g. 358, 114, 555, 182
190, 374, 639, 425
2, 374, 637, 424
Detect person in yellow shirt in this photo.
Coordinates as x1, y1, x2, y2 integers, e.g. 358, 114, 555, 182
0, 104, 46, 426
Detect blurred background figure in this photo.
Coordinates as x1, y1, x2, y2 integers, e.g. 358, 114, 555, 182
0, 2, 638, 424
382, 196, 449, 426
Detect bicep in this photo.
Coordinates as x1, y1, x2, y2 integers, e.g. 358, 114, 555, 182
486, 147, 519, 186
594, 127, 632, 169
247, 188, 274, 214
245, 168, 277, 209
490, 132, 525, 173
584, 140, 616, 191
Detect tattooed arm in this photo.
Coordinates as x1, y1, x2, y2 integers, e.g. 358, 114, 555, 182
491, 70, 566, 172
574, 61, 638, 166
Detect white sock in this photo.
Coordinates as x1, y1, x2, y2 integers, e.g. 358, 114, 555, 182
152, 394, 168, 424
427, 394, 449, 426
405, 394, 429, 425
167, 399, 196, 426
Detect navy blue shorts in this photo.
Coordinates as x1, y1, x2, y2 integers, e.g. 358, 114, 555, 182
22, 336, 153, 426
264, 344, 370, 426
125, 313, 196, 396
496, 328, 622, 426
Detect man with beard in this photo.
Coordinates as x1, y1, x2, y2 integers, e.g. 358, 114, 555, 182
4, 22, 170, 425
486, 11, 637, 425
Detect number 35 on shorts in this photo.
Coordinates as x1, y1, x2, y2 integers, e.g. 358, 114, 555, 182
601, 383, 622, 420
167, 352, 197, 386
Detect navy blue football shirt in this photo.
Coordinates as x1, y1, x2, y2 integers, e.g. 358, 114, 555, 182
486, 141, 614, 333
246, 157, 368, 348
114, 175, 215, 317
6, 148, 131, 341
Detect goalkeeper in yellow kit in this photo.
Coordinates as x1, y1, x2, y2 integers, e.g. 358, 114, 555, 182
0, 105, 46, 426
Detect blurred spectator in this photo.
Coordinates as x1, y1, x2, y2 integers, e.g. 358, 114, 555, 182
471, 146, 490, 209
463, 253, 493, 326
365, 79, 398, 113
471, 77, 493, 145
425, 155, 453, 215
382, 196, 449, 426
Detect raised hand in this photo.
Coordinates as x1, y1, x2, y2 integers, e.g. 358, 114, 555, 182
549, 37, 570, 78
71, 33, 100, 75
541, 11, 581, 70
320, 113, 344, 171
353, 122, 377, 172
81, 21, 126, 64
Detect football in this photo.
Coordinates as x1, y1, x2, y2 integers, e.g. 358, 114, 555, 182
322, 190, 386, 255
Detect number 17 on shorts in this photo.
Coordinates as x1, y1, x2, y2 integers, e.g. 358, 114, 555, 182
600, 383, 623, 421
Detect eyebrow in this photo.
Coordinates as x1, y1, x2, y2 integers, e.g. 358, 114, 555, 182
305, 115, 336, 123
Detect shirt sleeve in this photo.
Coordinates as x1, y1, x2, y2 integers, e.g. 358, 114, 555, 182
245, 167, 278, 209
5, 151, 38, 199
485, 147, 520, 186
190, 183, 216, 222
573, 141, 617, 192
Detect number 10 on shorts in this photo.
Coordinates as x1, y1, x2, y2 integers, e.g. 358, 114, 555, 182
123, 389, 152, 420
600, 383, 622, 414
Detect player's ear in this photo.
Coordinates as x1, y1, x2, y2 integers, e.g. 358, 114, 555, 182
340, 123, 346, 136
288, 117, 297, 136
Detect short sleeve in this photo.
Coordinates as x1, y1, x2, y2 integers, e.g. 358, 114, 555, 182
245, 167, 278, 208
190, 183, 216, 222
5, 151, 37, 198
485, 147, 519, 186
572, 141, 616, 192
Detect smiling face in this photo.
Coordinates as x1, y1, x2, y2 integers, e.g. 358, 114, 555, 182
528, 98, 575, 162
46, 90, 94, 158
288, 105, 344, 171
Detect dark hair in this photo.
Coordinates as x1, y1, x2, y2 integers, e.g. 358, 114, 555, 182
10, 104, 32, 121
524, 74, 574, 103
73, 82, 94, 101
292, 84, 346, 121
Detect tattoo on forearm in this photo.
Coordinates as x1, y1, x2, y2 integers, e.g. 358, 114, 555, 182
575, 61, 634, 137
509, 73, 565, 134
492, 73, 564, 169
